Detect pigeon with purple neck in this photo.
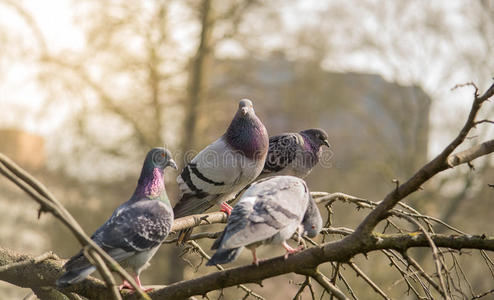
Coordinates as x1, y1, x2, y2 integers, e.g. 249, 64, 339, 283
56, 147, 177, 292
174, 99, 268, 242
259, 128, 330, 179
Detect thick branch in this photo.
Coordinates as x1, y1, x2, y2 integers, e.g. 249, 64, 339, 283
171, 212, 227, 232
447, 139, 494, 167
3, 233, 491, 299
355, 81, 494, 236
0, 246, 110, 300
134, 233, 494, 299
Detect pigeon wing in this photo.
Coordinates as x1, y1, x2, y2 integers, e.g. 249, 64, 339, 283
221, 176, 309, 249
91, 200, 173, 259
211, 196, 254, 250
174, 138, 244, 217
262, 133, 301, 174
63, 200, 172, 271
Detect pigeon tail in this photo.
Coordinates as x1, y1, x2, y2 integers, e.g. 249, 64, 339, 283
173, 193, 219, 245
173, 193, 218, 219
176, 228, 193, 245
56, 266, 96, 287
206, 247, 243, 266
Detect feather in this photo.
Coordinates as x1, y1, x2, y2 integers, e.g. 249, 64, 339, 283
260, 128, 330, 179
56, 148, 175, 288
174, 100, 268, 243
207, 176, 316, 265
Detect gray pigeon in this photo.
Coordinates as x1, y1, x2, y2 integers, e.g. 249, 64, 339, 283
56, 148, 177, 291
174, 99, 268, 220
301, 195, 323, 238
206, 175, 322, 266
260, 129, 330, 179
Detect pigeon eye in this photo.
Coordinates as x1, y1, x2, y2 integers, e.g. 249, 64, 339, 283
161, 152, 166, 158
311, 225, 315, 229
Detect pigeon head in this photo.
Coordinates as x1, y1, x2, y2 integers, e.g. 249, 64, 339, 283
135, 147, 177, 199
300, 128, 330, 148
224, 99, 269, 160
238, 99, 254, 115
146, 147, 177, 171
302, 196, 323, 238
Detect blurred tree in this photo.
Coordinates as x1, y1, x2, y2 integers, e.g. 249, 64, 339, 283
0, 0, 270, 283
1, 0, 494, 297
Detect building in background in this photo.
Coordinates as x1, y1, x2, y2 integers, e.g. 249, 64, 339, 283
206, 52, 431, 199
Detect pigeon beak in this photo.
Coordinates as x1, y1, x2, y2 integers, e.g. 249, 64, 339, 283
168, 159, 178, 170
323, 139, 330, 147
241, 107, 249, 115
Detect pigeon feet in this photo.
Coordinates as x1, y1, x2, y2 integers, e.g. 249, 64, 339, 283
250, 248, 263, 266
118, 280, 134, 291
282, 241, 304, 259
220, 202, 233, 215
118, 276, 154, 293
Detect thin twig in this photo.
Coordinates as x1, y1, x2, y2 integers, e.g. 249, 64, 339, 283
347, 262, 391, 300
187, 241, 265, 300
85, 248, 122, 300
336, 272, 358, 300
164, 231, 222, 244
472, 288, 494, 299
309, 270, 348, 300
382, 249, 422, 299
401, 215, 451, 300
292, 276, 313, 300
450, 251, 475, 297
402, 252, 445, 298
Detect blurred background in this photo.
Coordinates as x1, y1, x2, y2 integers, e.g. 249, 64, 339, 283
1, 0, 493, 298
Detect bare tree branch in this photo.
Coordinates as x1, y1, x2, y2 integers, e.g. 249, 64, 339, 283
1, 79, 494, 299
347, 262, 391, 300
400, 215, 450, 300
2, 232, 492, 299
0, 246, 109, 300
135, 233, 494, 299
0, 153, 150, 300
447, 139, 494, 167
402, 252, 445, 298
171, 212, 228, 232
354, 81, 494, 236
308, 270, 347, 300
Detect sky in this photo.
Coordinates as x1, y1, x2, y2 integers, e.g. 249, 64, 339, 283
0, 0, 491, 161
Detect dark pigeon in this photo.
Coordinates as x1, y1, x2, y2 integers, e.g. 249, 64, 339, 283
207, 175, 321, 266
56, 147, 177, 291
260, 128, 330, 179
173, 99, 268, 242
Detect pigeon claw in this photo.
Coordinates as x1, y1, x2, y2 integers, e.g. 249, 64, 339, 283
118, 280, 134, 291
252, 258, 265, 266
118, 276, 153, 294
282, 241, 303, 259
219, 202, 233, 216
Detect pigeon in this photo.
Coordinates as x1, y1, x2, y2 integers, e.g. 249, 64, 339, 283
206, 175, 322, 266
301, 194, 323, 239
56, 147, 177, 291
260, 128, 330, 179
174, 99, 268, 220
